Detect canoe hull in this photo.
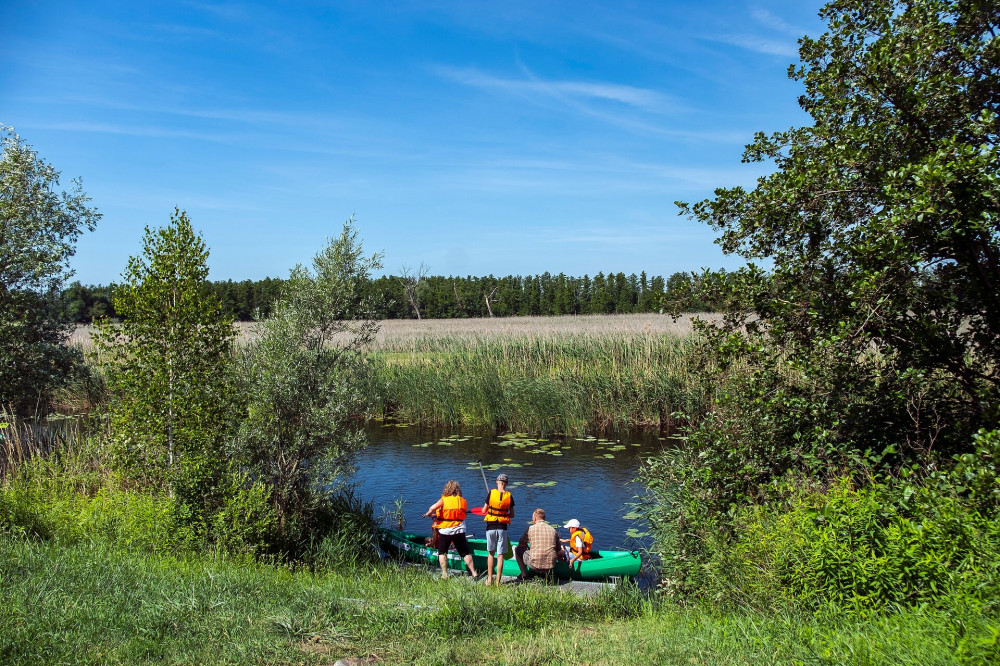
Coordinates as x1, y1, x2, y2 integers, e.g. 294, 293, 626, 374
378, 529, 641, 580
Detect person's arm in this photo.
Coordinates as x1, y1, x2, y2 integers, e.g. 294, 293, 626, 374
568, 534, 582, 566
508, 496, 514, 521
423, 498, 443, 518
482, 494, 489, 515
520, 527, 531, 547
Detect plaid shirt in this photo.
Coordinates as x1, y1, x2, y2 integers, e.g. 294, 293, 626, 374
521, 520, 559, 570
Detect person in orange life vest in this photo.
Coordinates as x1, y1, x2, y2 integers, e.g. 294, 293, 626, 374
561, 518, 594, 568
481, 473, 515, 586
422, 480, 480, 579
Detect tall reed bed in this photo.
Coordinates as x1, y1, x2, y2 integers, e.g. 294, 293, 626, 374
366, 332, 709, 434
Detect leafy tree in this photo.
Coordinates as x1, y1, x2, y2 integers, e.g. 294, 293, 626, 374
0, 126, 100, 414
234, 220, 383, 548
678, 0, 1000, 464
95, 209, 234, 497
647, 0, 1000, 596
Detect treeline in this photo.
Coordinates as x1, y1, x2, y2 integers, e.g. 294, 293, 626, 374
61, 271, 731, 322
60, 278, 285, 323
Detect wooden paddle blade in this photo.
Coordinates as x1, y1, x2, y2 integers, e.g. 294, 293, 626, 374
469, 507, 486, 516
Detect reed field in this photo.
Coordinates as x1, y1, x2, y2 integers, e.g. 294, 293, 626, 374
68, 314, 718, 433
366, 332, 709, 433
67, 313, 718, 350
361, 315, 715, 433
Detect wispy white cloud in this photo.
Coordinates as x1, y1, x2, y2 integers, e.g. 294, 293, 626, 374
706, 6, 806, 58
434, 66, 676, 114
713, 34, 799, 57
21, 120, 241, 143
148, 23, 225, 42
750, 8, 808, 38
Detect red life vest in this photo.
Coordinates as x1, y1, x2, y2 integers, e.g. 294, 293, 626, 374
569, 527, 593, 559
484, 489, 512, 524
433, 495, 467, 529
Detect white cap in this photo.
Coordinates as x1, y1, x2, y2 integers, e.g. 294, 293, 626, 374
563, 519, 581, 529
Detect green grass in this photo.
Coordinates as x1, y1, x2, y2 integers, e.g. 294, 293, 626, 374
366, 333, 709, 434
2, 536, 997, 665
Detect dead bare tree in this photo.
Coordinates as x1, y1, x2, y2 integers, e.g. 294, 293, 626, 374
399, 263, 429, 319
484, 284, 499, 317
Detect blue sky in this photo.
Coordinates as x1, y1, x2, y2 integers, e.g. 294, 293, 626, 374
2, 1, 825, 284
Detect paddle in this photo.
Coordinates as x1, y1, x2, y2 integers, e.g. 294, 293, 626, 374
469, 459, 491, 516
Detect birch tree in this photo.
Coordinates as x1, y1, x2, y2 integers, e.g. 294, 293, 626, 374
96, 209, 233, 492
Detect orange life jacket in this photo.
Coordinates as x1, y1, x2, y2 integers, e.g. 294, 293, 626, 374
433, 495, 467, 529
569, 526, 593, 559
484, 489, 512, 524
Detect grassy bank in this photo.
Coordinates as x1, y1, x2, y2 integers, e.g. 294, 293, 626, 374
2, 536, 996, 665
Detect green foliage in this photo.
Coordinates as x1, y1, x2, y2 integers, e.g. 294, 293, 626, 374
727, 479, 999, 615
643, 433, 1000, 614
233, 219, 383, 550
209, 470, 278, 558
365, 270, 671, 318
0, 126, 100, 415
303, 486, 380, 570
94, 209, 234, 498
645, 0, 1000, 612
0, 468, 190, 554
676, 0, 1000, 465
59, 281, 115, 322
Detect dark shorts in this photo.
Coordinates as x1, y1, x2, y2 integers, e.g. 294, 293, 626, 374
437, 532, 471, 557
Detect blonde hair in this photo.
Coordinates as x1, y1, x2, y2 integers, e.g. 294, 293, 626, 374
442, 480, 462, 497
533, 508, 546, 520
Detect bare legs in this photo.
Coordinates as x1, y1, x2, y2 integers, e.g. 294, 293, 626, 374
438, 553, 478, 579
463, 554, 478, 578
486, 552, 505, 585
438, 554, 449, 578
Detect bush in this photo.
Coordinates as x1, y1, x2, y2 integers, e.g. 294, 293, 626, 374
722, 479, 1000, 615
645, 446, 1000, 616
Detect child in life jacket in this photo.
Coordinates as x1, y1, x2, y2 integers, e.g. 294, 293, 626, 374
561, 518, 594, 567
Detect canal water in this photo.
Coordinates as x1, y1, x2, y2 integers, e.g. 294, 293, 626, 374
351, 423, 671, 553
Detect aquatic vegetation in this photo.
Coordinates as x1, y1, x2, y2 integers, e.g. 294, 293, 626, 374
366, 331, 710, 434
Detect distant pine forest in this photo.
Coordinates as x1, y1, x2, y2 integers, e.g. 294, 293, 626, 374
61, 270, 728, 322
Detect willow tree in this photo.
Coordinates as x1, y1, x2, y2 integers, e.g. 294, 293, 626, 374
96, 209, 233, 496
234, 219, 382, 547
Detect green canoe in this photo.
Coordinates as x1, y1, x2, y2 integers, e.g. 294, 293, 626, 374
378, 528, 641, 581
